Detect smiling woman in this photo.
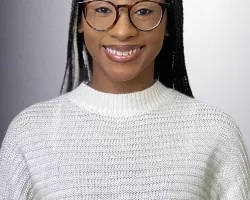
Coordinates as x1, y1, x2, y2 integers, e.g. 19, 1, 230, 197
0, 0, 250, 199
61, 0, 193, 95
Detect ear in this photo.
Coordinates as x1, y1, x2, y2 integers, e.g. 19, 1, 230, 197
78, 23, 84, 33
78, 13, 84, 33
165, 29, 169, 37
77, 19, 83, 33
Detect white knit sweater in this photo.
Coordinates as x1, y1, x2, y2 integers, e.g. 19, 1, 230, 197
0, 81, 250, 200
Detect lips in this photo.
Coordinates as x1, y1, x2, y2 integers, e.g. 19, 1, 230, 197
103, 45, 145, 63
104, 45, 143, 52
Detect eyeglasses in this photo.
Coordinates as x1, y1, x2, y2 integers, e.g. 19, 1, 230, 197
78, 0, 170, 31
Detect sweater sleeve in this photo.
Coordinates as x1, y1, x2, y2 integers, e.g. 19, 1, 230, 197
218, 126, 250, 199
0, 115, 33, 200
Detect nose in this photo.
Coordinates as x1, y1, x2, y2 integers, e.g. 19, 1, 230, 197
108, 8, 138, 41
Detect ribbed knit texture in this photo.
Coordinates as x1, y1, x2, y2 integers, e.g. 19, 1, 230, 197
1, 81, 250, 199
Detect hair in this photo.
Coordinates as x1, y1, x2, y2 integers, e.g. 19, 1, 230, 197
60, 0, 194, 98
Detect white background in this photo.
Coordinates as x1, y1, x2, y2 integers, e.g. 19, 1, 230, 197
0, 0, 249, 155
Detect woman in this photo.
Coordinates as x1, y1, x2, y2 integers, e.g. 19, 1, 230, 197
1, 0, 249, 199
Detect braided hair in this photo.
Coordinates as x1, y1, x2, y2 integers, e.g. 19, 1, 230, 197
60, 0, 194, 98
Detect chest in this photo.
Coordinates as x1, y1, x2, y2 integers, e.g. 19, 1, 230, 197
24, 117, 222, 199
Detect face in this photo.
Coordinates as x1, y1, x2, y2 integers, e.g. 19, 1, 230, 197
78, 0, 168, 85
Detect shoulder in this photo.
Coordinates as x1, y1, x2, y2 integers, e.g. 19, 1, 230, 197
162, 89, 249, 168
1, 92, 77, 146
168, 88, 237, 123
161, 87, 242, 144
0, 94, 77, 198
8, 94, 69, 128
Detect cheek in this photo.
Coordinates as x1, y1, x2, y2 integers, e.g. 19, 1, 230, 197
147, 19, 167, 55
82, 20, 103, 57
84, 32, 98, 54
144, 30, 165, 59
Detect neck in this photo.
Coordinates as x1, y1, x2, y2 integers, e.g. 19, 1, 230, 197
88, 64, 155, 94
88, 78, 155, 94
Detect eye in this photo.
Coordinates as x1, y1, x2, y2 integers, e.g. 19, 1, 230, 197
95, 7, 112, 14
135, 8, 152, 15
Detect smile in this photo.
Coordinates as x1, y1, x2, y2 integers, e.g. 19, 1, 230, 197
103, 46, 145, 63
105, 47, 142, 57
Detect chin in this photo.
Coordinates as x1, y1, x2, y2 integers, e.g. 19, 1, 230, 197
108, 72, 140, 83
104, 66, 144, 82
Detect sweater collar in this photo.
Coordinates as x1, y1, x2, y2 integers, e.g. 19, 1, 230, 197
68, 80, 173, 117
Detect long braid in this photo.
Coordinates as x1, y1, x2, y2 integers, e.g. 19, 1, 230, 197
60, 0, 79, 94
61, 0, 193, 98
167, 0, 193, 97
173, 0, 193, 97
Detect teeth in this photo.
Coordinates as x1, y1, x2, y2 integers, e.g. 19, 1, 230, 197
123, 51, 129, 56
117, 51, 122, 56
106, 47, 141, 56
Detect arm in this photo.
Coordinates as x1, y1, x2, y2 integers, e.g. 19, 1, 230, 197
218, 129, 250, 199
0, 117, 33, 200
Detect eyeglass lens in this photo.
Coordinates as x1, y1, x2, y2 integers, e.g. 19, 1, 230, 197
84, 1, 163, 31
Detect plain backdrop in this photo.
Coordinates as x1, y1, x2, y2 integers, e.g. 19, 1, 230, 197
0, 0, 250, 155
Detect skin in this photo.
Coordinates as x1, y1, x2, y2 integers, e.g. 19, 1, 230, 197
78, 0, 168, 94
